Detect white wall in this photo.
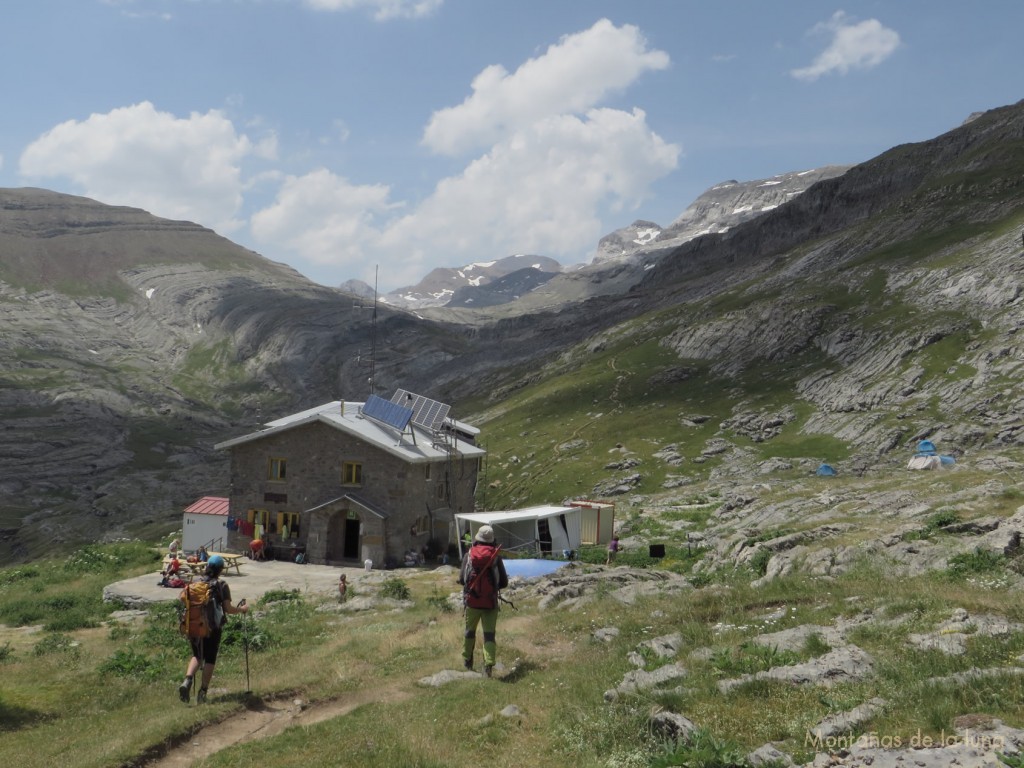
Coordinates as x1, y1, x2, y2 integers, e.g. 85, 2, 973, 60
182, 514, 228, 554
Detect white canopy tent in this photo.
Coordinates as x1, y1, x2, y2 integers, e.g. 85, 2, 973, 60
454, 505, 582, 558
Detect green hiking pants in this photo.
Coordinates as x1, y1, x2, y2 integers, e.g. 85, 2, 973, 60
463, 606, 499, 666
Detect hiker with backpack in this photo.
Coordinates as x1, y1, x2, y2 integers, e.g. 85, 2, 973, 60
178, 554, 250, 704
458, 525, 508, 678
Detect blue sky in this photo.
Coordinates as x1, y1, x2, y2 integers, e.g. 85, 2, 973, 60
2, 1, 1021, 292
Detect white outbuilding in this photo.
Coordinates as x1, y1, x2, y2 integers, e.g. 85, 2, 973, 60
182, 496, 229, 555
455, 505, 582, 557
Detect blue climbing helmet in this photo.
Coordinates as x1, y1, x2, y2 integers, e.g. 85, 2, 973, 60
206, 554, 225, 576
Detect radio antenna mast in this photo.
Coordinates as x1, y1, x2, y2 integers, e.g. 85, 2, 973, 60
368, 265, 378, 396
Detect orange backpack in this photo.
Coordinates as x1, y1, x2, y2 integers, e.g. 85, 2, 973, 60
179, 580, 223, 639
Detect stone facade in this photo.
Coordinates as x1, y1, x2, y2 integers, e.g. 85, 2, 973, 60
224, 420, 480, 567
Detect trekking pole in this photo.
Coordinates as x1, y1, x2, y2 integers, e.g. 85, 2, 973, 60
239, 599, 250, 693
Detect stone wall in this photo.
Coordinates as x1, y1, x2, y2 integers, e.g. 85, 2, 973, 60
225, 420, 479, 566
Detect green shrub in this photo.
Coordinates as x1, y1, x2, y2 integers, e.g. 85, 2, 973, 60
0, 565, 41, 587
44, 610, 100, 632
62, 542, 158, 573
652, 727, 765, 768
906, 510, 961, 541
947, 548, 1005, 578
140, 601, 186, 651
258, 588, 303, 605
99, 648, 163, 681
711, 642, 799, 676
426, 589, 454, 613
749, 548, 772, 577
381, 577, 411, 601
33, 632, 79, 660
0, 642, 13, 663
689, 571, 714, 588
804, 632, 831, 657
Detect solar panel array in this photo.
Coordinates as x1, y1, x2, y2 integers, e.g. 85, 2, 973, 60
362, 394, 413, 432
390, 389, 451, 432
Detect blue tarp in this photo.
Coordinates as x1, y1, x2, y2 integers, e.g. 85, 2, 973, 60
816, 464, 837, 476
940, 455, 956, 465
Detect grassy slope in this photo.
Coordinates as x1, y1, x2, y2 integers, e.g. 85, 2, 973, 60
3, 536, 1024, 767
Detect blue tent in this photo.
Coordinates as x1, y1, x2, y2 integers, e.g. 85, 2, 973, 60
816, 463, 837, 476
916, 440, 937, 455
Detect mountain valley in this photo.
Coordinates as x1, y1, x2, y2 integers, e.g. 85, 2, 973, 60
1, 100, 1023, 565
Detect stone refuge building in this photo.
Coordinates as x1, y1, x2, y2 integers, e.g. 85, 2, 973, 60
215, 392, 486, 568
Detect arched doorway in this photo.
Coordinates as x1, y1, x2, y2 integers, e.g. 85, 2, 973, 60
343, 509, 361, 560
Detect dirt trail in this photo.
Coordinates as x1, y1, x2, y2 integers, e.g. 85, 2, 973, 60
142, 685, 411, 767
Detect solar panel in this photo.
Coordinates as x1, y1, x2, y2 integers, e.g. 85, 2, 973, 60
362, 394, 413, 432
391, 389, 451, 432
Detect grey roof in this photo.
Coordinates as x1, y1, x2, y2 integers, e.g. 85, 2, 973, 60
214, 400, 486, 465
455, 505, 578, 525
305, 493, 390, 519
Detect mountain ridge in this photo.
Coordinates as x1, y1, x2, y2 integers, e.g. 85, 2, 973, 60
1, 100, 1022, 561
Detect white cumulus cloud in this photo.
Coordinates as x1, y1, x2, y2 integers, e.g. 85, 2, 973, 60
249, 19, 679, 290
791, 11, 900, 82
19, 102, 265, 234
250, 168, 401, 281
422, 18, 670, 156
387, 108, 679, 262
303, 0, 442, 21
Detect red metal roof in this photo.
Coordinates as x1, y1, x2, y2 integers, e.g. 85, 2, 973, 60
184, 496, 229, 516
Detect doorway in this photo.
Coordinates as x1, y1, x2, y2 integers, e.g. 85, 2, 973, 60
537, 517, 552, 555
343, 513, 360, 559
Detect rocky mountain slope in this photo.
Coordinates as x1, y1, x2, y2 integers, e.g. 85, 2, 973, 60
0, 189, 474, 558
468, 99, 1024, 592
357, 166, 847, 315
592, 165, 851, 265
1, 100, 1023, 564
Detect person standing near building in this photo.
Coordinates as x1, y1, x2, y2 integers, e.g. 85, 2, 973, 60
606, 535, 620, 565
178, 555, 250, 704
458, 525, 508, 678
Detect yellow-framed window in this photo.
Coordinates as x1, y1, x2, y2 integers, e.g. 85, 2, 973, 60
342, 461, 363, 486
268, 457, 287, 481
247, 508, 271, 529
277, 511, 300, 538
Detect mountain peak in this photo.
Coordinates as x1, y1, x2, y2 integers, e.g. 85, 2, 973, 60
591, 166, 851, 266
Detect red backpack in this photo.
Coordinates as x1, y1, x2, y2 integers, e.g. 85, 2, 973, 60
464, 544, 501, 609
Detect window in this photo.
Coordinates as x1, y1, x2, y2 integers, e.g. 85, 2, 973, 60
424, 463, 432, 481
342, 461, 363, 486
247, 508, 271, 530
268, 457, 287, 481
278, 511, 300, 539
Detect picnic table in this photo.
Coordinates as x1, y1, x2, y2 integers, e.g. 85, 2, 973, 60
211, 552, 244, 575
162, 552, 243, 576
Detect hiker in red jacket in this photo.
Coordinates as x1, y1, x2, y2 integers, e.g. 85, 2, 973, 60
458, 525, 508, 678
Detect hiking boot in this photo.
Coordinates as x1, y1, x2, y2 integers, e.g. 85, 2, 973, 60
197, 688, 208, 704
178, 677, 192, 704
484, 664, 493, 678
